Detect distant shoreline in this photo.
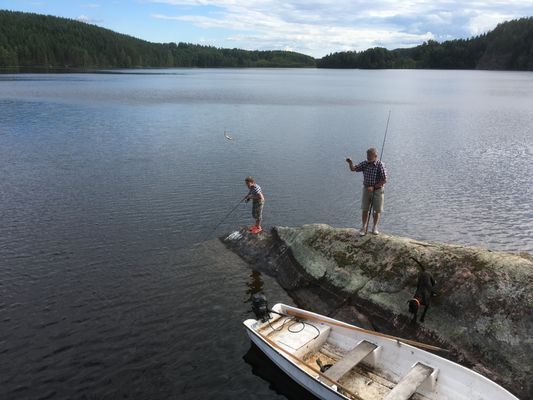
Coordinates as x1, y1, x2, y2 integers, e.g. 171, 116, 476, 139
2, 11, 532, 71
2, 66, 532, 74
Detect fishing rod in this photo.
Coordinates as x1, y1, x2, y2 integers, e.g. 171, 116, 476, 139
379, 109, 391, 163
365, 110, 391, 233
202, 195, 247, 242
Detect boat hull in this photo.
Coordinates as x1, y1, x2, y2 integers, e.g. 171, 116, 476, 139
245, 324, 346, 400
243, 303, 519, 400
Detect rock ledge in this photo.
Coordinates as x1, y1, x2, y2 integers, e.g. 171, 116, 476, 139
222, 224, 532, 398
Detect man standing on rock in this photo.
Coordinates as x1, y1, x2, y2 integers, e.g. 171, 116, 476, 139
346, 148, 388, 236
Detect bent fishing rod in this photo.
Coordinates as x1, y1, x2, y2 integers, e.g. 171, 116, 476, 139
365, 110, 391, 233
202, 195, 247, 242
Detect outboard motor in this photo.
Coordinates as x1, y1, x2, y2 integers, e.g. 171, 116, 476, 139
251, 293, 270, 322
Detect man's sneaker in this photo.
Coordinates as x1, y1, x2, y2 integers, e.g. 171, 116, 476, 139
359, 229, 366, 236
372, 228, 379, 235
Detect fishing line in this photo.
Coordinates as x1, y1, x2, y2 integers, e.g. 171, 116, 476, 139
365, 110, 391, 233
201, 195, 246, 242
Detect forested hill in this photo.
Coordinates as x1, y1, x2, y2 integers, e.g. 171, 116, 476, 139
0, 10, 315, 69
1, 10, 532, 70
317, 17, 533, 70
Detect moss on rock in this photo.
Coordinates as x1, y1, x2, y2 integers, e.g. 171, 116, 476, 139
274, 224, 532, 397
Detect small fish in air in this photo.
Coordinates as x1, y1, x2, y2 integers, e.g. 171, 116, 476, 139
226, 231, 243, 240
224, 130, 233, 140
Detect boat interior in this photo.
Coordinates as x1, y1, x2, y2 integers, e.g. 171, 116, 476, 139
257, 312, 436, 400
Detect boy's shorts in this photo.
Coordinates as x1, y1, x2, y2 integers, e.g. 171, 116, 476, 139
252, 200, 264, 220
361, 187, 384, 212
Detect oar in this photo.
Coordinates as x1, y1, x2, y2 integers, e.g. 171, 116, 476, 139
284, 308, 449, 353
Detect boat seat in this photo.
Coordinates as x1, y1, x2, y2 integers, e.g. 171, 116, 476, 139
383, 362, 434, 400
275, 322, 331, 358
324, 340, 377, 381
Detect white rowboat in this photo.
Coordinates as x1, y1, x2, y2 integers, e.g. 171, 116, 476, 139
243, 303, 518, 400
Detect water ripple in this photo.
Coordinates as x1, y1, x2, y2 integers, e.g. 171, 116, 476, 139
1, 70, 531, 399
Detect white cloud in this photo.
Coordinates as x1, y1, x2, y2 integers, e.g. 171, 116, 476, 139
468, 12, 518, 35
148, 0, 533, 56
77, 14, 103, 24
77, 14, 90, 22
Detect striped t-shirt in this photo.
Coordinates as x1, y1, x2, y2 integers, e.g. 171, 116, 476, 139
248, 184, 263, 199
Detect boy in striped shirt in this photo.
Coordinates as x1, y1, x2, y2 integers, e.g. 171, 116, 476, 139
245, 176, 265, 234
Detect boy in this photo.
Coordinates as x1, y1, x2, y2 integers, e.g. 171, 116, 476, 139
244, 176, 265, 234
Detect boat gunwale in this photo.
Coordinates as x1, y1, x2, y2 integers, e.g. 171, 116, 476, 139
244, 321, 353, 400
243, 303, 519, 400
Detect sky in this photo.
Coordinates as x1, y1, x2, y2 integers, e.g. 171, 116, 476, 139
2, 0, 533, 57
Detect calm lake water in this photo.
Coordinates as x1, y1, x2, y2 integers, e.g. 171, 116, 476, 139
1, 69, 532, 399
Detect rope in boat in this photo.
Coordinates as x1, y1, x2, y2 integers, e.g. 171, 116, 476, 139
266, 312, 321, 340
254, 310, 449, 400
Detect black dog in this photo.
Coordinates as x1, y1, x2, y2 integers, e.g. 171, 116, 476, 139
408, 257, 436, 323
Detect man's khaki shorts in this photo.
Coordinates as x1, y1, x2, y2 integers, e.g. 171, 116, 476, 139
361, 187, 384, 212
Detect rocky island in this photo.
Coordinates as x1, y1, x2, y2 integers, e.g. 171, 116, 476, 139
222, 224, 532, 399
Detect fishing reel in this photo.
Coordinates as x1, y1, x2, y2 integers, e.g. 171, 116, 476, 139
251, 293, 270, 322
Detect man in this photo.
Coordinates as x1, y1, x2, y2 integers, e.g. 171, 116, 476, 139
346, 148, 388, 236
244, 176, 265, 234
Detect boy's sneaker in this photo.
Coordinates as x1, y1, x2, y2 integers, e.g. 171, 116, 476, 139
251, 226, 263, 234
359, 229, 366, 236
249, 225, 256, 232
372, 228, 379, 235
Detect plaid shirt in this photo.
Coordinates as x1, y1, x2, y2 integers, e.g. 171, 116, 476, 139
355, 160, 387, 187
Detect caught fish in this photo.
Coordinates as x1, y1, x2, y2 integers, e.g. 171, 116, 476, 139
226, 231, 243, 240
224, 130, 233, 140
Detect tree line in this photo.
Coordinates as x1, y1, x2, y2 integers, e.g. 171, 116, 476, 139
1, 10, 532, 70
0, 10, 315, 69
317, 17, 533, 70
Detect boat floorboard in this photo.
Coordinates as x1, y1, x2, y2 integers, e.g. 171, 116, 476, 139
304, 343, 429, 400
258, 316, 430, 400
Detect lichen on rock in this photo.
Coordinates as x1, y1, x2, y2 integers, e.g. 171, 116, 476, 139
274, 224, 532, 398
222, 223, 532, 398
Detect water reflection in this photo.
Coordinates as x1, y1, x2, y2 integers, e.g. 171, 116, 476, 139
242, 270, 318, 399
1, 69, 532, 399
245, 269, 265, 301
243, 343, 319, 400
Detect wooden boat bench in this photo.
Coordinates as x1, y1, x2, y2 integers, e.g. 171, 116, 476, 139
384, 362, 435, 400
272, 320, 331, 359
324, 340, 378, 381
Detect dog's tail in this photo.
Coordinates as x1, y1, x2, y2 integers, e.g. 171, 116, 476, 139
409, 256, 425, 271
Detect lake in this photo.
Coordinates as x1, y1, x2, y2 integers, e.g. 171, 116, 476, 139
0, 69, 532, 399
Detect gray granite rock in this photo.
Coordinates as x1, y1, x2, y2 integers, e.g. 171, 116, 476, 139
221, 224, 532, 398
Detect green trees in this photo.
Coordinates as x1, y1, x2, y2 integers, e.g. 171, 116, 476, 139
477, 17, 533, 69
0, 10, 315, 69
317, 18, 533, 70
1, 9, 531, 70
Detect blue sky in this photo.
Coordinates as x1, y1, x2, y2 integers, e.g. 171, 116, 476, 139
2, 0, 533, 57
